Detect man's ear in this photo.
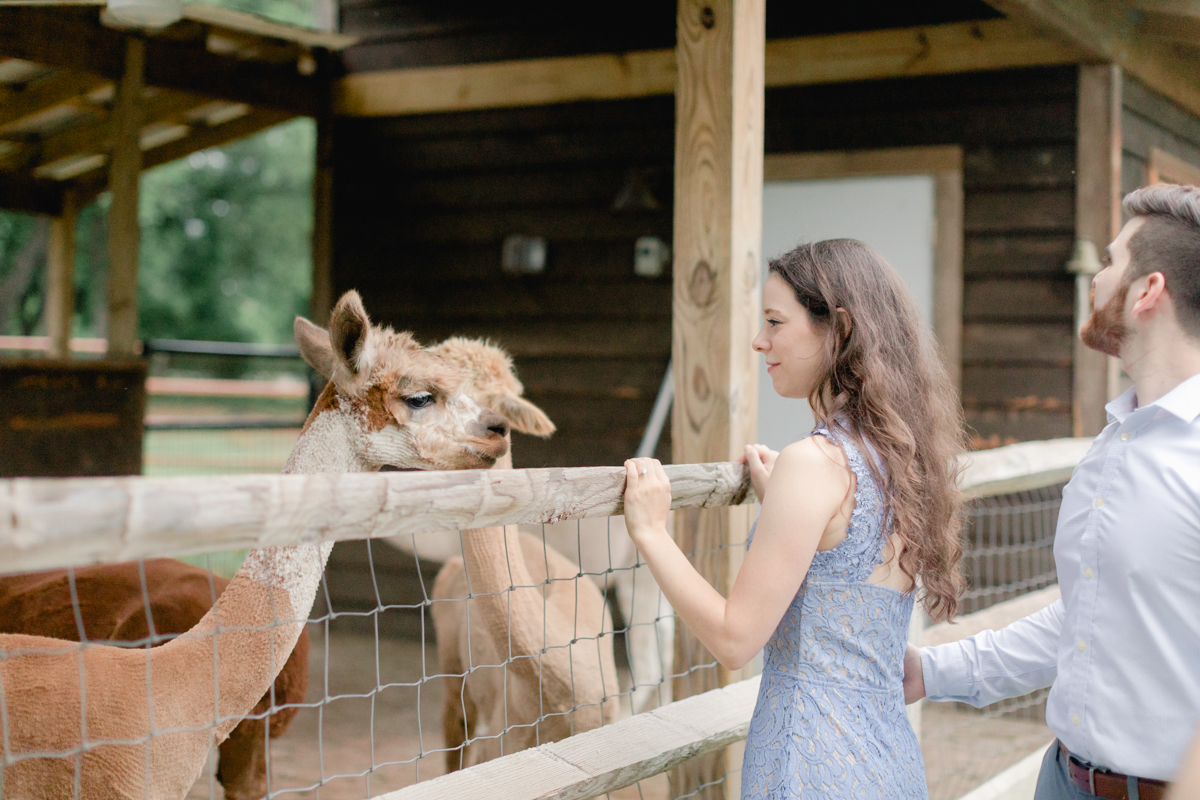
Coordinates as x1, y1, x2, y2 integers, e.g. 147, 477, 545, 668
1131, 272, 1168, 318
294, 317, 335, 378
328, 290, 374, 376
491, 395, 556, 438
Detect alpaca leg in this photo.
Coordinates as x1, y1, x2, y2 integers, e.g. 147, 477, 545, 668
441, 675, 469, 773
622, 559, 676, 711
216, 717, 268, 800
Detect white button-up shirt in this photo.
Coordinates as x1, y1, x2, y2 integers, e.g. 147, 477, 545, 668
922, 373, 1200, 781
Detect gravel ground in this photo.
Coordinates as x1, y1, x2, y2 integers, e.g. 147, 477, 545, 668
187, 629, 1047, 800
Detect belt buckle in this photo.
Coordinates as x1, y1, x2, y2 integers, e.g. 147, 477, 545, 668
1087, 764, 1096, 795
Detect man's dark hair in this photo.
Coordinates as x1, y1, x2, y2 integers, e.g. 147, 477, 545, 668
1122, 183, 1200, 336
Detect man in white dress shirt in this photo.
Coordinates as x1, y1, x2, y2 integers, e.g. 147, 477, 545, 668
904, 182, 1200, 800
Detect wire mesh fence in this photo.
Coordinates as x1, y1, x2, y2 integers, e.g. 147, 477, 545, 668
0, 445, 1077, 800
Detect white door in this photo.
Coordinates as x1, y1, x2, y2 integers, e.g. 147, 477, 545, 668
757, 175, 936, 452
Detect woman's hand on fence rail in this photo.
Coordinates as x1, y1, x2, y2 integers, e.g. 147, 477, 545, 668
738, 444, 779, 503
623, 458, 672, 546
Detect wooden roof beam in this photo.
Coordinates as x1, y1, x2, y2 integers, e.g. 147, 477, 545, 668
0, 169, 62, 214
0, 71, 110, 132
985, 0, 1200, 115
335, 18, 1079, 117
0, 8, 327, 116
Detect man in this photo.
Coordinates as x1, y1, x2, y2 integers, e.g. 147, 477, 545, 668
905, 183, 1200, 800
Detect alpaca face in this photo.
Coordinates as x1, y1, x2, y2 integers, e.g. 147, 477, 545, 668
295, 292, 510, 472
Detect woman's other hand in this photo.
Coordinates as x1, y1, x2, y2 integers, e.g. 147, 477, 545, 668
740, 444, 779, 503
623, 458, 672, 546
902, 643, 927, 704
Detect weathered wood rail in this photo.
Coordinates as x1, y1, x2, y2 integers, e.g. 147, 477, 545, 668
0, 437, 1095, 575
0, 462, 750, 573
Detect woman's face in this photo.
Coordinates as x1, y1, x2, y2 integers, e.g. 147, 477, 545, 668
752, 272, 829, 400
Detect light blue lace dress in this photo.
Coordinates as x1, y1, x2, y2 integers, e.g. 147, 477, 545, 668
740, 424, 927, 799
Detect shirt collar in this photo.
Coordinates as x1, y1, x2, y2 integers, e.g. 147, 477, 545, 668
1106, 371, 1200, 424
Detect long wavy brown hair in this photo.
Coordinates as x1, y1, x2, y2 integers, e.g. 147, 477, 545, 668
770, 239, 966, 620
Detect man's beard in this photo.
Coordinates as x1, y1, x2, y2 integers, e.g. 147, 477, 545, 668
1080, 281, 1129, 357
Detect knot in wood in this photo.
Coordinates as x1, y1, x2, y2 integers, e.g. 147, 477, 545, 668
688, 260, 717, 308
692, 365, 711, 401
700, 5, 715, 29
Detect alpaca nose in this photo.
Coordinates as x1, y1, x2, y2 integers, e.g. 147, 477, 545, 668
481, 409, 509, 438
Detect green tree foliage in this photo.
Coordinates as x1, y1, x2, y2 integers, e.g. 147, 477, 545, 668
0, 117, 315, 344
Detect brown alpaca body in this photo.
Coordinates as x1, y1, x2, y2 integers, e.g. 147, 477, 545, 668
0, 559, 308, 800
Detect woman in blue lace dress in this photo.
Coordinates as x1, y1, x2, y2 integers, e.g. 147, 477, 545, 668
623, 239, 966, 799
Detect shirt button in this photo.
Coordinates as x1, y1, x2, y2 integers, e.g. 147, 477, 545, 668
1120, 432, 1131, 442
1084, 567, 1094, 578
1077, 640, 1087, 651
1072, 713, 1081, 725
1095, 497, 1105, 508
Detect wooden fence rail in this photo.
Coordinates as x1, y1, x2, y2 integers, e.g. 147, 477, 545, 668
0, 462, 750, 574
0, 437, 1095, 575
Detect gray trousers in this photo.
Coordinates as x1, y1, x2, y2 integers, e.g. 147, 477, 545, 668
1034, 741, 1143, 800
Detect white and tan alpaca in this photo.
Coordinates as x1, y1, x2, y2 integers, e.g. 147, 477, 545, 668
392, 340, 675, 715
0, 291, 510, 799
427, 338, 620, 771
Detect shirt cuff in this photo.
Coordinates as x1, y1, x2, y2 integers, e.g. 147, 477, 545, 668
921, 642, 974, 703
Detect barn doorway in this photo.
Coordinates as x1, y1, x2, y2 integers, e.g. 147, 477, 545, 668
756, 147, 963, 452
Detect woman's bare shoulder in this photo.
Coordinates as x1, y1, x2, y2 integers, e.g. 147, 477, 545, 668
775, 435, 850, 482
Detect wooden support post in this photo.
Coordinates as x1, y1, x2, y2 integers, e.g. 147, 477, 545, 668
1073, 64, 1122, 435
44, 189, 77, 358
310, 114, 335, 326
671, 0, 764, 797
106, 36, 145, 357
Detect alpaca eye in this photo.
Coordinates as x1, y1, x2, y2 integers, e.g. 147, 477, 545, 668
403, 393, 434, 410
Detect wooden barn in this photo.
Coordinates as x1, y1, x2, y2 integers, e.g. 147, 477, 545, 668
3, 0, 1200, 467
319, 0, 1200, 463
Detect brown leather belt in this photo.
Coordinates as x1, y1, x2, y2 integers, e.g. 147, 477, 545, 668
1059, 741, 1167, 800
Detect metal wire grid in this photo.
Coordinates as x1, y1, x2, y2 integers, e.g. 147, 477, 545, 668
0, 484, 1068, 800
921, 483, 1067, 800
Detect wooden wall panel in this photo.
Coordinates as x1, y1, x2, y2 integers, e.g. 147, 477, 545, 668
332, 66, 1082, 463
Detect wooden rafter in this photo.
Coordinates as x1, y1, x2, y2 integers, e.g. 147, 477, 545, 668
985, 0, 1200, 115
0, 8, 327, 116
0, 71, 109, 132
335, 18, 1079, 117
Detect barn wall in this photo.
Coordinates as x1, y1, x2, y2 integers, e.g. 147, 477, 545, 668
1121, 75, 1200, 201
330, 66, 1079, 466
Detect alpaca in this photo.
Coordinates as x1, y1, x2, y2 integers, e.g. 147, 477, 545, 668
0, 559, 309, 800
0, 291, 510, 799
392, 338, 674, 715
426, 338, 620, 771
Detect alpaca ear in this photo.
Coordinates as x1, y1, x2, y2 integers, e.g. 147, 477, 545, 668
492, 395, 556, 438
328, 290, 373, 376
294, 317, 335, 378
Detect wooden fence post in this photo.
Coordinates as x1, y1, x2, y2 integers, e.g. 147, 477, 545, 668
106, 36, 145, 357
44, 188, 77, 358
671, 0, 764, 796
1073, 64, 1122, 435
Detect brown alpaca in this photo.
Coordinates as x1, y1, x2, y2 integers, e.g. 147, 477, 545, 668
0, 559, 308, 800
427, 338, 620, 771
0, 291, 510, 799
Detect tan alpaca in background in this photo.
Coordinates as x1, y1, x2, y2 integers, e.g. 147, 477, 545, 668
0, 291, 511, 799
391, 341, 674, 716
427, 338, 620, 771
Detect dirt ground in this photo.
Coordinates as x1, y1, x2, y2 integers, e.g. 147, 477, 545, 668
187, 628, 1048, 800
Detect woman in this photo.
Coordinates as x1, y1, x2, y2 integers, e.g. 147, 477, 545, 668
623, 239, 965, 799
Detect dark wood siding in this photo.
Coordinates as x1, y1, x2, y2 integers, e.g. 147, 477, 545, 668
1121, 76, 1200, 201
331, 66, 1080, 464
